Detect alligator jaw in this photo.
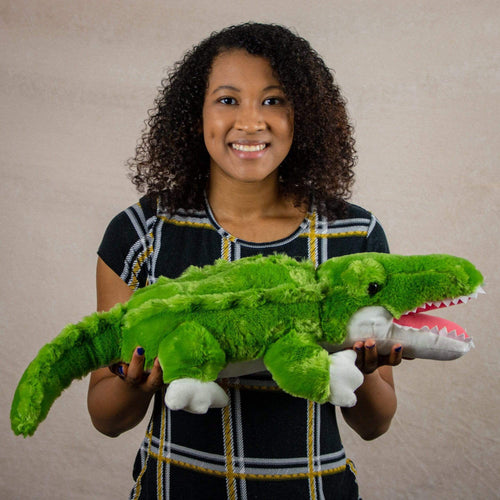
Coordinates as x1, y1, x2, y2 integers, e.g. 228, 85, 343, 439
390, 285, 484, 359
328, 285, 484, 360
389, 317, 474, 360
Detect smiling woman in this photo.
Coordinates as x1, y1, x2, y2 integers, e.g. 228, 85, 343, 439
87, 22, 400, 500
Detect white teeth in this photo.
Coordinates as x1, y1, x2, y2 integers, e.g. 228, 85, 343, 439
232, 143, 266, 152
411, 287, 483, 313
396, 324, 470, 343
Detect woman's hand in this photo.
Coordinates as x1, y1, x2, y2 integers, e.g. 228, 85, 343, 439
341, 339, 412, 440
352, 340, 404, 374
88, 258, 165, 437
88, 347, 164, 437
109, 347, 164, 395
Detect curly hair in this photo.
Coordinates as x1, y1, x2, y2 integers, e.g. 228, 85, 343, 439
129, 22, 356, 219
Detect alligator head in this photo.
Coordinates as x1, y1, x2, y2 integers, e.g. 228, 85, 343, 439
318, 253, 484, 360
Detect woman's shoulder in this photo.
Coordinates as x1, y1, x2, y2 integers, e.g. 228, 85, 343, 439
316, 201, 389, 253
319, 202, 382, 229
104, 195, 157, 230
99, 196, 157, 258
342, 202, 389, 252
342, 202, 378, 221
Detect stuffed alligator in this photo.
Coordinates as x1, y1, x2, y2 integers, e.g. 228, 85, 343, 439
11, 253, 484, 437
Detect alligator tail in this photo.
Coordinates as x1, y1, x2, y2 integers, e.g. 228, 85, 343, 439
11, 304, 125, 437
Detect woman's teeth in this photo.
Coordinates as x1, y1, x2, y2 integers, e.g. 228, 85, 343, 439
231, 143, 267, 152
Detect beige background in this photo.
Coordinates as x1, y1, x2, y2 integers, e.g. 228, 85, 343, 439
1, 1, 499, 499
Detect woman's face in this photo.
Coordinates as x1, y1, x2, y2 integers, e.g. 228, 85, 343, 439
202, 49, 294, 186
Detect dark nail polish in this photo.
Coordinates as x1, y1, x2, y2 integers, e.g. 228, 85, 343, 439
366, 343, 375, 349
137, 347, 145, 356
394, 346, 402, 352
118, 365, 124, 376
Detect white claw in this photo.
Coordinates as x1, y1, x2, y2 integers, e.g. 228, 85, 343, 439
165, 379, 229, 414
328, 350, 364, 408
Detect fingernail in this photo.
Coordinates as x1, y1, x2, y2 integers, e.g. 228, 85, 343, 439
118, 365, 124, 376
355, 345, 363, 352
394, 346, 402, 353
366, 343, 375, 349
137, 347, 145, 356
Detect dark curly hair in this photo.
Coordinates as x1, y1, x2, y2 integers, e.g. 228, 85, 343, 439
129, 22, 356, 218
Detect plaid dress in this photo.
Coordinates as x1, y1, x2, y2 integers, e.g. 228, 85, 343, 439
98, 195, 389, 499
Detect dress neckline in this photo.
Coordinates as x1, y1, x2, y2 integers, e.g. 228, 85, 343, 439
203, 193, 312, 248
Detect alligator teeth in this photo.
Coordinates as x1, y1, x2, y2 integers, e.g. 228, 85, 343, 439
412, 287, 484, 313
395, 324, 471, 342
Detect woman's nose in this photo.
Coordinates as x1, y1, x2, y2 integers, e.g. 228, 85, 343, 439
235, 104, 265, 132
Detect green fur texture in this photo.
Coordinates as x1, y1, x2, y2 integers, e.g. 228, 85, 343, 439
11, 253, 483, 437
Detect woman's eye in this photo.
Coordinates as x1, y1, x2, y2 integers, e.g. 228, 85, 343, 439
218, 97, 237, 105
263, 97, 282, 106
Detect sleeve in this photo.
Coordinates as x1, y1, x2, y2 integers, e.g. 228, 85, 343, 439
366, 215, 390, 254
97, 210, 139, 282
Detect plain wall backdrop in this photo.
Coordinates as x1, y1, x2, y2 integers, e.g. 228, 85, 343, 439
1, 1, 498, 498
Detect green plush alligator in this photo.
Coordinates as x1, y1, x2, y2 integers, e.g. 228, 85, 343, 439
11, 253, 483, 437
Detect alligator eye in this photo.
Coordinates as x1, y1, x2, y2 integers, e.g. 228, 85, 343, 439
367, 282, 381, 296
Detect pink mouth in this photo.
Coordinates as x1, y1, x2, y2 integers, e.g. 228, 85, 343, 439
393, 313, 469, 339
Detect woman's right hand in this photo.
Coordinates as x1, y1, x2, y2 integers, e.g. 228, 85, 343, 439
88, 258, 164, 437
109, 347, 164, 394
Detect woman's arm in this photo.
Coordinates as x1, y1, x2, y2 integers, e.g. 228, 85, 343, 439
87, 257, 164, 437
341, 341, 401, 441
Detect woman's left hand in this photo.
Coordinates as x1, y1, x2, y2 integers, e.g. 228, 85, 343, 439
352, 340, 406, 374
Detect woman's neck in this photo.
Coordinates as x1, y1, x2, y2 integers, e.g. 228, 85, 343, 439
207, 175, 307, 243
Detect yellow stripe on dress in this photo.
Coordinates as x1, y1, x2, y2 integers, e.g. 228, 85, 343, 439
223, 401, 237, 499
158, 215, 214, 230
307, 400, 317, 500
132, 419, 156, 499
148, 451, 348, 480
307, 212, 318, 268
128, 238, 154, 290
157, 393, 167, 499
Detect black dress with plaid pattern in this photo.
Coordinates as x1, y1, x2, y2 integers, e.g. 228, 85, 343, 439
98, 195, 389, 499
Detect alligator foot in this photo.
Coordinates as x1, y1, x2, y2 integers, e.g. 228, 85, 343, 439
328, 350, 364, 407
165, 378, 229, 414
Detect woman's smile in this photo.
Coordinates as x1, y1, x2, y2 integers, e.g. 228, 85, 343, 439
229, 141, 270, 160
230, 142, 268, 152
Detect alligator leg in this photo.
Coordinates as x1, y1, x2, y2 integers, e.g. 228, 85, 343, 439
263, 330, 331, 403
327, 350, 364, 407
158, 321, 229, 413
